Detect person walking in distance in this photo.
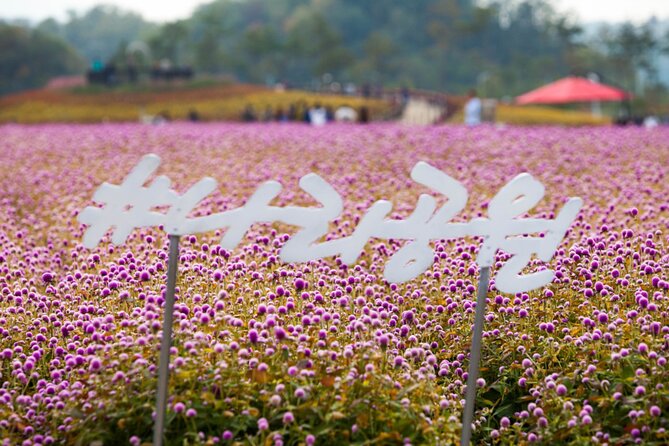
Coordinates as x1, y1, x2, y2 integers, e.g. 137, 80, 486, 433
464, 89, 482, 126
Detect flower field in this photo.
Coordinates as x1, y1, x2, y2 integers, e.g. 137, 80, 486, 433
494, 105, 611, 126
0, 85, 389, 124
0, 123, 667, 445
447, 104, 611, 126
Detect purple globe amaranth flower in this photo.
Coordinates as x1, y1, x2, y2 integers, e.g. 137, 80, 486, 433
248, 329, 259, 343
89, 358, 102, 372
274, 327, 287, 340
282, 411, 294, 424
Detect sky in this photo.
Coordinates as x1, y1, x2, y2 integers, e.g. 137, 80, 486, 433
1, 0, 669, 24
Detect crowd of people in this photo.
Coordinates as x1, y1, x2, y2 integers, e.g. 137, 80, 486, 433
242, 102, 370, 125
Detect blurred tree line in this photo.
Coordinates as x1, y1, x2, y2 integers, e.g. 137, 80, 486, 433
142, 0, 591, 94
1, 0, 669, 102
36, 5, 157, 63
0, 24, 85, 94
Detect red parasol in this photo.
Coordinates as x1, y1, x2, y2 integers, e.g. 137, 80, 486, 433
516, 76, 630, 105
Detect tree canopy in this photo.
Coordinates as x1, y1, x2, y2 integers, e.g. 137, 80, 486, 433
153, 0, 587, 95
37, 5, 156, 63
2, 0, 668, 99
0, 23, 85, 94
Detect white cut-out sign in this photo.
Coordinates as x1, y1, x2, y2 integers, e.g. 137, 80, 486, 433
78, 154, 582, 294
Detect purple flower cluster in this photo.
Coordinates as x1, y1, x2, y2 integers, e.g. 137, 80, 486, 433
0, 123, 667, 445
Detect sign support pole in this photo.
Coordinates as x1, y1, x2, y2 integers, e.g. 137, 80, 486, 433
460, 266, 490, 446
153, 234, 181, 446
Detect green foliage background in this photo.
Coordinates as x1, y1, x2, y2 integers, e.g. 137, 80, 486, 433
0, 25, 85, 94
1, 0, 666, 104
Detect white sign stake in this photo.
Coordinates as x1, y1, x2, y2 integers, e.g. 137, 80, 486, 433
78, 154, 582, 445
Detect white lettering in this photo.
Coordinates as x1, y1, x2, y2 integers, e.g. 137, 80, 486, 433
78, 154, 582, 293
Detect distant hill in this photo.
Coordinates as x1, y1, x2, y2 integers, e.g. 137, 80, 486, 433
3, 1, 668, 102
5, 0, 588, 96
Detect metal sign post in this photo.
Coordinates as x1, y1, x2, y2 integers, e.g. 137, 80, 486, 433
460, 266, 490, 446
153, 234, 181, 446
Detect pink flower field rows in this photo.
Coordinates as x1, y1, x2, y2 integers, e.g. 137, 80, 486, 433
0, 123, 667, 445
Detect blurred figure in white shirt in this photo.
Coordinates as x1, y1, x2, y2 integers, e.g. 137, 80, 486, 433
308, 103, 328, 126
464, 89, 482, 126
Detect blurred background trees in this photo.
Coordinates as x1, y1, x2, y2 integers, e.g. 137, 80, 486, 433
36, 5, 156, 63
0, 24, 85, 94
1, 0, 669, 105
